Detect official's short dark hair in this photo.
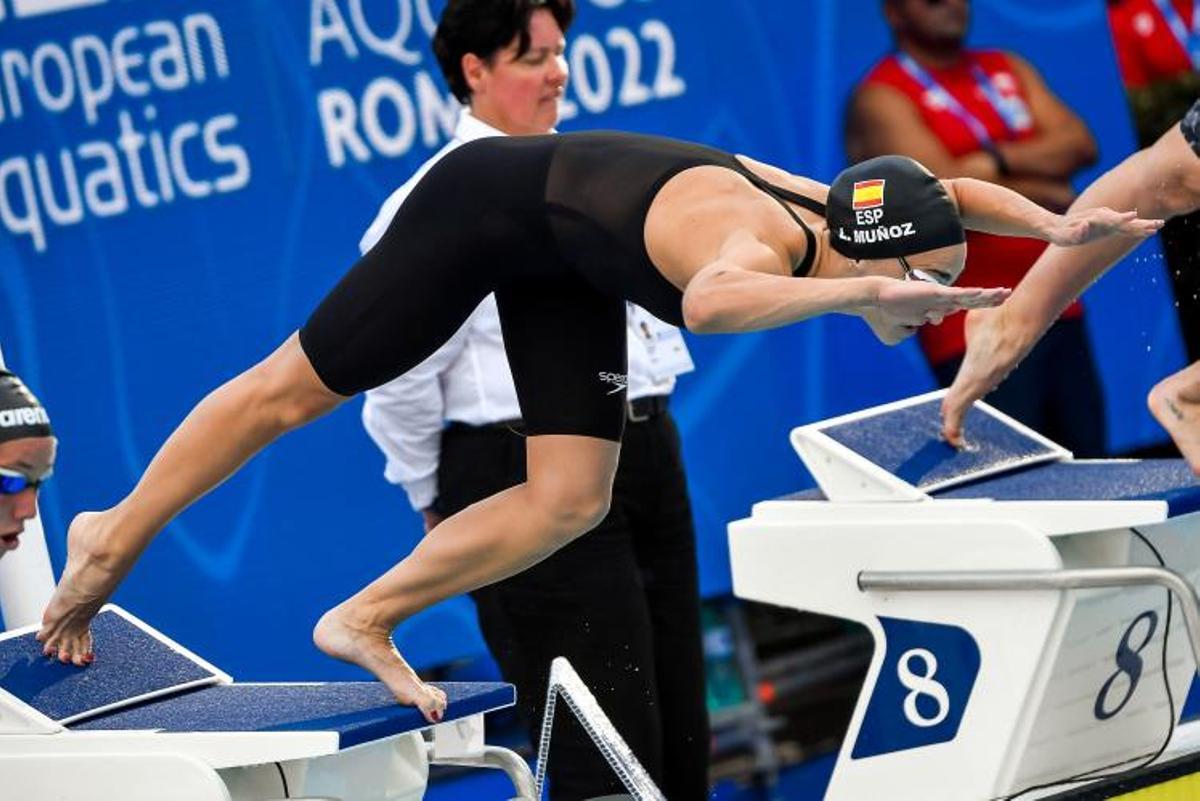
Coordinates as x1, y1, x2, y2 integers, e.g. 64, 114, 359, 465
433, 0, 575, 103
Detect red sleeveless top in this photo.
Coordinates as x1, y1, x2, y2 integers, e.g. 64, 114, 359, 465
1108, 0, 1196, 89
861, 50, 1082, 366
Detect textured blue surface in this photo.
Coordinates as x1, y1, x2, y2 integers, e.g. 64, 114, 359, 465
73, 681, 516, 748
0, 610, 218, 722
820, 400, 1059, 490
934, 460, 1200, 515
778, 460, 1200, 516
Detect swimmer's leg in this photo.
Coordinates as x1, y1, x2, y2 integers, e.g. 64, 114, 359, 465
40, 334, 343, 665
314, 433, 620, 722
1149, 361, 1200, 475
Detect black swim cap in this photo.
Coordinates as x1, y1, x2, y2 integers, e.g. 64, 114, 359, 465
0, 370, 52, 445
826, 155, 965, 260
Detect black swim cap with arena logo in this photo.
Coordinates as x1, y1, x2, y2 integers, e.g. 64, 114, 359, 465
826, 155, 965, 260
0, 370, 52, 444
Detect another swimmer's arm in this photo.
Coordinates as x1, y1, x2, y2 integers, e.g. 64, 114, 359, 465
952, 133, 1197, 394
941, 147, 1178, 441
942, 177, 1163, 244
1003, 130, 1200, 338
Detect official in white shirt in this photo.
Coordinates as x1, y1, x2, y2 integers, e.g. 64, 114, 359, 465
361, 1, 710, 798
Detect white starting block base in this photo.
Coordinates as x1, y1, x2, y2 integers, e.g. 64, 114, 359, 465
731, 391, 1200, 800
0, 736, 429, 801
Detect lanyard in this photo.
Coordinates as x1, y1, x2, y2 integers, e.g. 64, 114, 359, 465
1153, 0, 1200, 70
896, 52, 1024, 146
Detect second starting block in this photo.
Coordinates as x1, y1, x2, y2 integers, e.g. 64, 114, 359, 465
730, 391, 1200, 800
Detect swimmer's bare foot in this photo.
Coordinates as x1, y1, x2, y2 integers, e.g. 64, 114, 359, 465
314, 603, 448, 724
1149, 368, 1200, 476
37, 511, 123, 666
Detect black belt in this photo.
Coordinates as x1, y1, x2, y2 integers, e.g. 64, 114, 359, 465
626, 393, 669, 422
453, 394, 670, 433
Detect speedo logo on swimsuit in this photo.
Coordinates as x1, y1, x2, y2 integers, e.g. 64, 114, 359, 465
0, 406, 49, 427
838, 222, 917, 245
597, 371, 627, 395
851, 179, 885, 210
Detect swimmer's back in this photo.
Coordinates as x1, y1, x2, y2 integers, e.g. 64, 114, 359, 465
406, 131, 743, 324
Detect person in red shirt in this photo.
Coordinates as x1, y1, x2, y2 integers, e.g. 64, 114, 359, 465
1109, 0, 1198, 89
1107, 0, 1200, 366
846, 0, 1106, 454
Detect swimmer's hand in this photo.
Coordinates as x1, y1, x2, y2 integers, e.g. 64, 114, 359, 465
875, 280, 1010, 327
1045, 208, 1164, 247
941, 307, 1027, 447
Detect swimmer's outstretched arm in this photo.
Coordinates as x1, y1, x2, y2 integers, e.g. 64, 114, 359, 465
37, 334, 344, 662
942, 176, 1164, 244
680, 233, 1007, 334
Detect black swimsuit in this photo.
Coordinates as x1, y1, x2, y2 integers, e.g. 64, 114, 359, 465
300, 131, 821, 441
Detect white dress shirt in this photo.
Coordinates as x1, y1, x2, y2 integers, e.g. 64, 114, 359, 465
361, 110, 693, 511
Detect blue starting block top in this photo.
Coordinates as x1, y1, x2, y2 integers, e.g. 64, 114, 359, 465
0, 606, 516, 742
785, 393, 1200, 512
783, 459, 1200, 516
0, 607, 223, 723
935, 459, 1200, 516
73, 681, 516, 748
818, 398, 1061, 492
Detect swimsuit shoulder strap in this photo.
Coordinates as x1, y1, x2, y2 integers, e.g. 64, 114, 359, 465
727, 159, 823, 277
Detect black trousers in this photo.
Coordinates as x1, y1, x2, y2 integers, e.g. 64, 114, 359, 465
434, 410, 710, 801
932, 317, 1107, 457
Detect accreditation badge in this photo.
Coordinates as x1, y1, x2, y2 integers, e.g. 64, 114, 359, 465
628, 304, 694, 380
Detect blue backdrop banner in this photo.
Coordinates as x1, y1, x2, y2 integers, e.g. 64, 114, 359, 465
0, 0, 1184, 677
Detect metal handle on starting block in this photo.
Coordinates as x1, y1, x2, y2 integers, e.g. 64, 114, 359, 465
858, 566, 1200, 667
426, 742, 538, 800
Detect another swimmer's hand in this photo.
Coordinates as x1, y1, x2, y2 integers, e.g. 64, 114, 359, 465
941, 307, 1025, 447
1045, 208, 1164, 246
874, 279, 1010, 327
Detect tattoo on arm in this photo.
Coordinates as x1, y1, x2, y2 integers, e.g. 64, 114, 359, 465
1166, 397, 1186, 422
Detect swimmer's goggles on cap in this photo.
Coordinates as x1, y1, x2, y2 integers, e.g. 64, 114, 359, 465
898, 255, 949, 286
0, 467, 51, 495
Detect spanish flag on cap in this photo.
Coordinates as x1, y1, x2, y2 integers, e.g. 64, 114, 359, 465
851, 179, 885, 210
